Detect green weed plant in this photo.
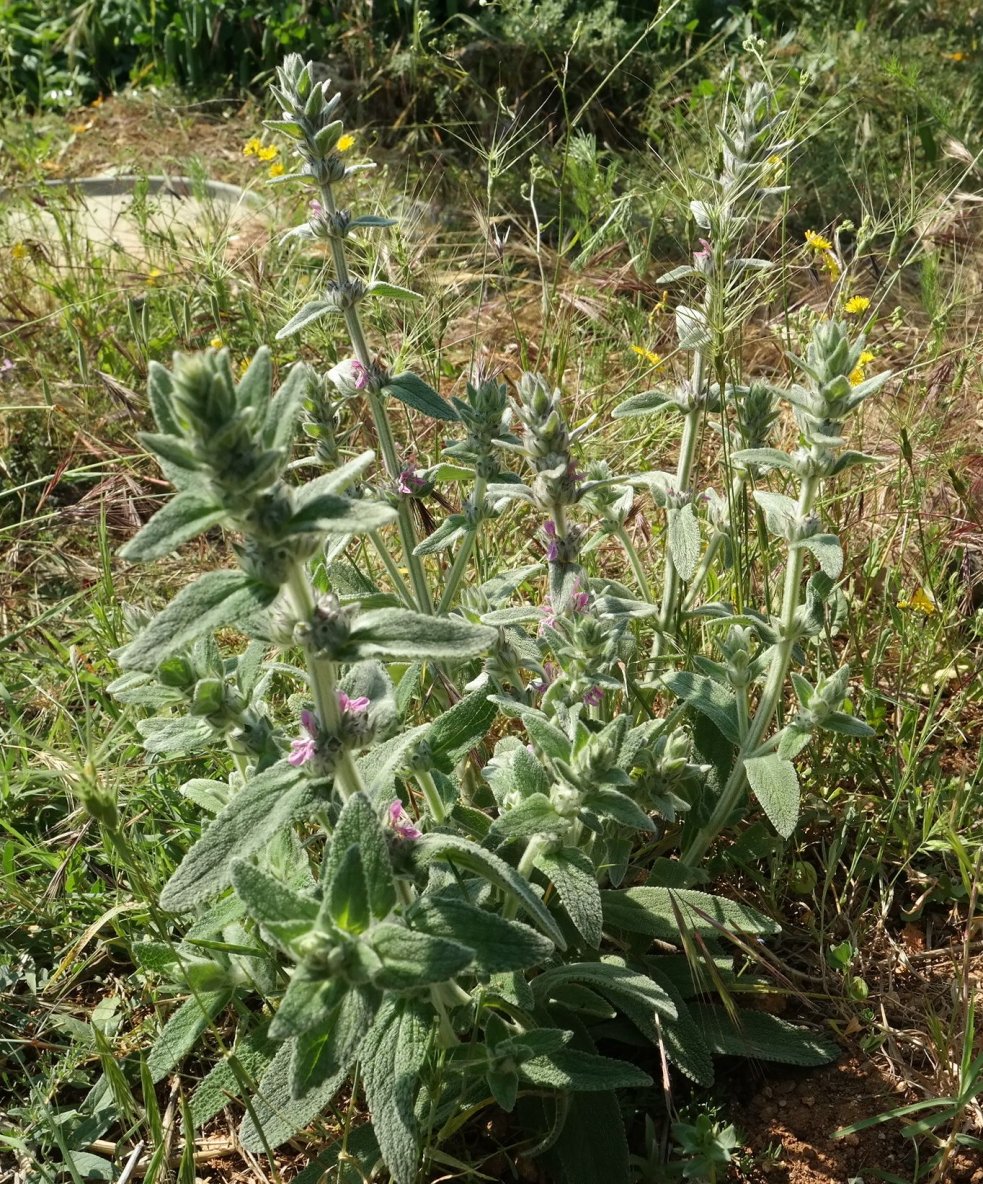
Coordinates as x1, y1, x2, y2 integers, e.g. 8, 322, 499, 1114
90, 53, 896, 1183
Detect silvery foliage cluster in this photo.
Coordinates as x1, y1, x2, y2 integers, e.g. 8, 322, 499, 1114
106, 59, 886, 1183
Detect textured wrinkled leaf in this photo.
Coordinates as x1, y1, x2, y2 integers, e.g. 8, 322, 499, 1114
587, 788, 657, 833
744, 754, 800, 838
695, 1005, 838, 1066
535, 961, 678, 1034
231, 862, 318, 949
600, 887, 780, 941
360, 997, 432, 1184
428, 692, 497, 766
344, 608, 496, 662
137, 715, 217, 756
667, 503, 701, 581
119, 571, 277, 672
236, 347, 273, 417
240, 1039, 347, 1151
663, 671, 741, 744
370, 923, 473, 989
415, 834, 565, 947
324, 793, 396, 922
147, 360, 181, 434
287, 492, 396, 536
644, 970, 715, 1085
275, 300, 336, 339
611, 389, 676, 419
489, 793, 563, 841
292, 987, 377, 1098
753, 490, 799, 538
382, 372, 458, 421
676, 305, 710, 350
121, 490, 226, 562
159, 762, 315, 912
536, 847, 602, 948
410, 895, 554, 973
548, 1090, 629, 1184
147, 989, 232, 1083
732, 447, 797, 472
189, 1025, 277, 1128
520, 1047, 651, 1091
356, 723, 429, 802
795, 533, 844, 578
523, 712, 570, 761
412, 515, 465, 555
264, 362, 316, 453
270, 970, 345, 1041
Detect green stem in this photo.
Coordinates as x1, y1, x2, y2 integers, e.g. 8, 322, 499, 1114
285, 560, 365, 801
437, 475, 488, 614
681, 473, 746, 613
681, 471, 821, 866
658, 400, 703, 637
504, 835, 547, 920
370, 530, 416, 608
318, 180, 433, 614
416, 768, 447, 824
615, 524, 654, 602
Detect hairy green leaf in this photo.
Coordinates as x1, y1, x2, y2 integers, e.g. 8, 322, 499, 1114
159, 762, 315, 912
744, 754, 800, 838
118, 571, 278, 672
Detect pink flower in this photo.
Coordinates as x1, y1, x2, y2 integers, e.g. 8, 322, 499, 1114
288, 708, 319, 766
309, 199, 323, 216
351, 360, 370, 391
387, 799, 422, 840
694, 237, 713, 263
0, 358, 13, 377
338, 691, 370, 715
583, 685, 604, 707
397, 468, 425, 496
543, 520, 560, 562
530, 661, 559, 693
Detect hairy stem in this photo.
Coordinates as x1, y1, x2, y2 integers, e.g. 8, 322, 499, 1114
285, 561, 366, 801
681, 471, 821, 865
318, 181, 434, 614
437, 475, 488, 614
615, 524, 655, 603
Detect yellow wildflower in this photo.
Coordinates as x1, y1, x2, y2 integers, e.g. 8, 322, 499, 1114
11, 242, 28, 260
945, 51, 968, 62
804, 229, 833, 252
145, 267, 164, 287
243, 137, 262, 157
849, 349, 876, 386
209, 336, 224, 349
898, 587, 937, 616
90, 95, 104, 108
337, 133, 356, 153
257, 144, 278, 161
631, 345, 663, 367
844, 295, 871, 315
69, 121, 91, 134
823, 254, 841, 281
268, 162, 285, 178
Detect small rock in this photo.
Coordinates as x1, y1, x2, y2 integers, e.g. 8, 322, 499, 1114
801, 1095, 815, 1107
844, 1133, 860, 1147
